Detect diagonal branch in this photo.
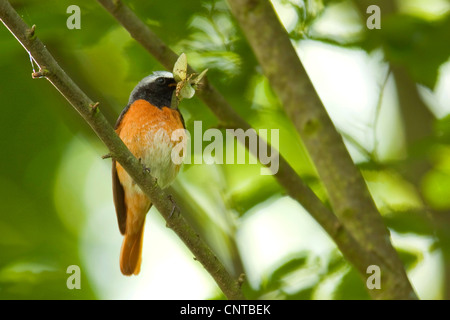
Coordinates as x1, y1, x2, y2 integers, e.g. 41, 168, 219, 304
226, 0, 417, 299
0, 0, 245, 300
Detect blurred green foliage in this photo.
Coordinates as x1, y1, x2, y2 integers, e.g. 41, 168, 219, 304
363, 13, 450, 88
0, 0, 449, 299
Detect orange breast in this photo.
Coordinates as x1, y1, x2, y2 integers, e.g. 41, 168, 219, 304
116, 100, 184, 157
115, 99, 186, 190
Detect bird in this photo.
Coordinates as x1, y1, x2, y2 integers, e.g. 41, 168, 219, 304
112, 71, 186, 276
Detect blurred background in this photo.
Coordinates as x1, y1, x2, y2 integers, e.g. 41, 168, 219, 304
0, 0, 449, 299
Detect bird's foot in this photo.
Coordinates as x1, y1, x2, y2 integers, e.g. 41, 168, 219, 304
168, 195, 180, 219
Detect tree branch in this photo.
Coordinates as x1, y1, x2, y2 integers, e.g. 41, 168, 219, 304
226, 0, 417, 299
0, 0, 245, 300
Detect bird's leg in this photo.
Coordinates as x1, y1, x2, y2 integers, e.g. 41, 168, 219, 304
138, 157, 158, 186
139, 157, 151, 174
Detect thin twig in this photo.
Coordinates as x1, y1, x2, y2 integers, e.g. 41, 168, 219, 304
371, 68, 391, 161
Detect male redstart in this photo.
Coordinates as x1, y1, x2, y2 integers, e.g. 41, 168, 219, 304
112, 71, 185, 275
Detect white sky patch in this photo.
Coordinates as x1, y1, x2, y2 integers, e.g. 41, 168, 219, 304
308, 1, 363, 42
295, 40, 399, 158
391, 232, 444, 300
418, 59, 450, 118
270, 0, 301, 32
236, 196, 336, 289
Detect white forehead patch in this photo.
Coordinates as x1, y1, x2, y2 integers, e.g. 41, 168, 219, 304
140, 71, 174, 86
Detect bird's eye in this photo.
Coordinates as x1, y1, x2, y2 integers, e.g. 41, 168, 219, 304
156, 77, 165, 84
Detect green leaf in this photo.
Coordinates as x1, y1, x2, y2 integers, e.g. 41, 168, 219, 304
362, 14, 450, 88
179, 81, 196, 99
191, 68, 208, 88
173, 52, 187, 82
397, 248, 422, 270
384, 210, 434, 235
264, 255, 308, 292
422, 169, 450, 210
334, 267, 371, 300
285, 286, 315, 300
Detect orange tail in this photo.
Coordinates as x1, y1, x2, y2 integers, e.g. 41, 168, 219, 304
120, 223, 145, 276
